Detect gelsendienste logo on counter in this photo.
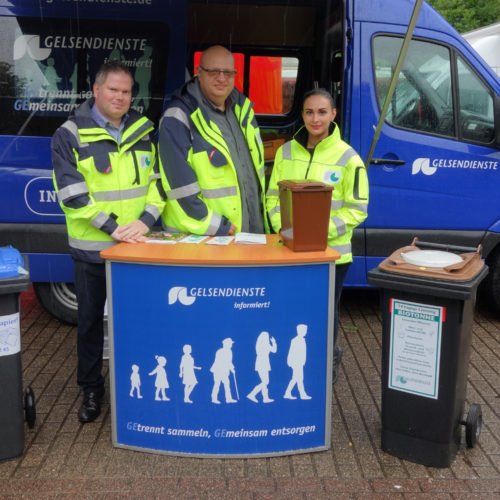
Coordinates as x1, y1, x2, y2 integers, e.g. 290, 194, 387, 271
412, 157, 498, 176
168, 286, 271, 310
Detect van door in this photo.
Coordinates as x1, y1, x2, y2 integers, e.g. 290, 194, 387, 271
356, 23, 500, 276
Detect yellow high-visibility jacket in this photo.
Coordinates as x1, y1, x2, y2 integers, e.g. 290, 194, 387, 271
267, 124, 369, 265
158, 79, 268, 235
52, 99, 164, 263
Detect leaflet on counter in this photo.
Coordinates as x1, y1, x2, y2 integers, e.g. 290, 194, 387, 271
234, 232, 267, 245
145, 232, 188, 244
205, 236, 235, 245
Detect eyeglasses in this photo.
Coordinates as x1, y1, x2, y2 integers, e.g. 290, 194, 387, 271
199, 66, 237, 79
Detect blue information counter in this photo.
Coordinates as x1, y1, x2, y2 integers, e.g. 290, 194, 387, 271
101, 235, 338, 457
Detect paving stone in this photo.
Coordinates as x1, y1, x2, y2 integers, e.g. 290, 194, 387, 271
473, 466, 500, 478
323, 477, 372, 492
465, 478, 500, 492
403, 462, 430, 480
357, 453, 385, 478
402, 494, 452, 500
371, 478, 422, 492
453, 494, 500, 500
312, 452, 337, 478
222, 458, 247, 478
449, 455, 479, 479
337, 463, 363, 479
419, 478, 470, 492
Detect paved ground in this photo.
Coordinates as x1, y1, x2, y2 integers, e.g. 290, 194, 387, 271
0, 287, 499, 499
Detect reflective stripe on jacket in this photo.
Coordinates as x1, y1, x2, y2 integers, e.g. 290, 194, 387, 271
52, 98, 164, 263
266, 124, 369, 265
158, 80, 268, 235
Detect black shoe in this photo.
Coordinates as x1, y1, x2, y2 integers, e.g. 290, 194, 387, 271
332, 346, 343, 385
78, 390, 104, 423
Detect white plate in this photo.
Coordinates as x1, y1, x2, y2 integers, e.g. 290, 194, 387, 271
401, 250, 463, 268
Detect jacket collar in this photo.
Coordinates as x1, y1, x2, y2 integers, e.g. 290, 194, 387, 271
71, 98, 151, 132
172, 77, 244, 120
293, 122, 339, 150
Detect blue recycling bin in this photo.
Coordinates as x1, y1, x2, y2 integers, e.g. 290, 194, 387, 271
0, 247, 33, 461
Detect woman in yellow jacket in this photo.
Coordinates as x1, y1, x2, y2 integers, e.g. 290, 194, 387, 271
266, 89, 369, 384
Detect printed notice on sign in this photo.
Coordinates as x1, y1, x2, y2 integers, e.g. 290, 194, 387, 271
388, 299, 443, 399
0, 313, 21, 357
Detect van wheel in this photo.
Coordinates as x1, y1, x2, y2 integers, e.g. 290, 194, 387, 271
480, 248, 500, 316
34, 282, 78, 325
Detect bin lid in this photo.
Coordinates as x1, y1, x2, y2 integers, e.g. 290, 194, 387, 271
0, 246, 24, 279
278, 179, 333, 192
376, 243, 485, 282
401, 250, 463, 268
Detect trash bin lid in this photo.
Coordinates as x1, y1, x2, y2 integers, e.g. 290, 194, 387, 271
401, 250, 463, 268
0, 246, 24, 279
278, 179, 333, 192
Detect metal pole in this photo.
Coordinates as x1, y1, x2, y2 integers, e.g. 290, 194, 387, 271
365, 0, 424, 167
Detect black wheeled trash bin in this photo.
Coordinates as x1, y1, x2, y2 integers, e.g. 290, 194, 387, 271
0, 246, 35, 461
368, 239, 488, 468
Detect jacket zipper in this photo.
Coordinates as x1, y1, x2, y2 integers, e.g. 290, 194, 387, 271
131, 151, 140, 185
305, 149, 314, 179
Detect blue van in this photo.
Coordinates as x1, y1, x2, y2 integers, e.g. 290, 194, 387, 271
0, 0, 499, 323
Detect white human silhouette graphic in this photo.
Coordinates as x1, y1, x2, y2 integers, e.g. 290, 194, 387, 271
42, 57, 62, 103
179, 344, 201, 403
210, 338, 237, 404
149, 355, 170, 401
247, 331, 277, 403
13, 29, 46, 97
129, 364, 143, 399
107, 48, 126, 62
284, 324, 312, 400
134, 46, 152, 110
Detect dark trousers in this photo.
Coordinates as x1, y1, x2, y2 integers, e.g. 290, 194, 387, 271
74, 260, 107, 395
334, 263, 351, 350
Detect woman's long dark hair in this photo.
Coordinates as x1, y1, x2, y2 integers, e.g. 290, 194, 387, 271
302, 88, 336, 110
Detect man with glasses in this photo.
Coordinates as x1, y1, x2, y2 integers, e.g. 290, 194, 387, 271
158, 45, 268, 236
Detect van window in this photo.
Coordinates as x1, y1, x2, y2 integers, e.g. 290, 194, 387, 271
374, 36, 453, 136
373, 35, 495, 145
249, 56, 298, 115
457, 56, 495, 143
0, 16, 168, 136
193, 52, 298, 116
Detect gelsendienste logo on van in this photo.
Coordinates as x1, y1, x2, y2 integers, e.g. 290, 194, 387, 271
13, 34, 148, 61
412, 158, 498, 176
43, 0, 153, 4
168, 286, 271, 311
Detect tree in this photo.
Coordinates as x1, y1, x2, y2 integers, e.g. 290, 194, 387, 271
427, 0, 500, 33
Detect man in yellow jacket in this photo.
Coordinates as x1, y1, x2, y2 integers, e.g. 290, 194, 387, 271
52, 61, 164, 423
267, 88, 369, 384
158, 45, 268, 236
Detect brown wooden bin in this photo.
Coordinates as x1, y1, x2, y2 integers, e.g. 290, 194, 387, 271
278, 180, 333, 252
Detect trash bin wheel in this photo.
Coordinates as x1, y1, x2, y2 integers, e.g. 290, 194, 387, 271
464, 403, 482, 448
24, 387, 36, 429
